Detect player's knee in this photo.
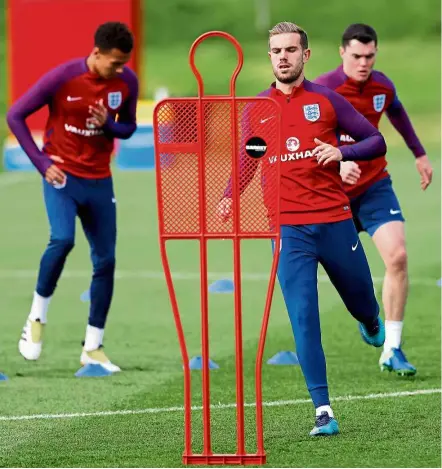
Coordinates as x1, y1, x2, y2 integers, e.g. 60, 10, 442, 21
279, 273, 304, 292
93, 255, 116, 276
287, 299, 315, 330
292, 312, 313, 331
48, 237, 75, 256
386, 246, 408, 272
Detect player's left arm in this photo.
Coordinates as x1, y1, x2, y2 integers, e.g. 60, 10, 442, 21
104, 88, 138, 139
89, 74, 138, 139
386, 91, 432, 190
314, 91, 386, 165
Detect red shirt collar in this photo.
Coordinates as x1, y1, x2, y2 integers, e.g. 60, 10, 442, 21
270, 80, 305, 98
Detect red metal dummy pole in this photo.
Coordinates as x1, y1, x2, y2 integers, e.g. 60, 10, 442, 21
189, 31, 247, 458
153, 31, 281, 465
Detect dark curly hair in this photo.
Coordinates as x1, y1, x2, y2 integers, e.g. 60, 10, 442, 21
342, 24, 378, 48
94, 22, 134, 54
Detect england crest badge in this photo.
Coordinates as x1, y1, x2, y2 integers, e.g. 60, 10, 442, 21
108, 91, 122, 110
373, 94, 386, 112
303, 104, 320, 122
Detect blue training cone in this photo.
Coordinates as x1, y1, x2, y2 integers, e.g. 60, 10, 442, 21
188, 356, 220, 370
267, 351, 299, 365
80, 289, 91, 302
0, 373, 8, 381
437, 278, 442, 287
75, 364, 113, 378
208, 279, 234, 293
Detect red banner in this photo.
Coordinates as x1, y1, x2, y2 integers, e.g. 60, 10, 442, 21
7, 0, 142, 132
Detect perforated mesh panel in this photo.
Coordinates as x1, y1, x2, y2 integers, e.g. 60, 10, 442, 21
154, 97, 281, 237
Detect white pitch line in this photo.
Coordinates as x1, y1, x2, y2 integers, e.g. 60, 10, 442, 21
0, 389, 439, 422
0, 269, 438, 286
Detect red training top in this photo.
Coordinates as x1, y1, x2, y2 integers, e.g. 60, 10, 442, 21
224, 79, 386, 225
7, 58, 139, 179
314, 65, 425, 197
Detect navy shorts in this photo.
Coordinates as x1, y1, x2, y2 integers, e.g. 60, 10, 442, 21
350, 176, 405, 237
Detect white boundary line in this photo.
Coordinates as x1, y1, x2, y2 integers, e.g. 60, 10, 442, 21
0, 270, 438, 286
0, 389, 439, 422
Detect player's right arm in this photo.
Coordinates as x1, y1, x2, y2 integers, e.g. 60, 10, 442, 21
217, 104, 260, 221
217, 157, 259, 222
6, 65, 67, 184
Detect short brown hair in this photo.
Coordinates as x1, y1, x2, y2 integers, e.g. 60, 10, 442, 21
268, 22, 309, 50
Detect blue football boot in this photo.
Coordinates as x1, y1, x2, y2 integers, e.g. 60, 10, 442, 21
309, 411, 340, 436
359, 316, 385, 348
379, 347, 417, 376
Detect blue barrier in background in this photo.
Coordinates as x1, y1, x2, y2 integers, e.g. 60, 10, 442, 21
3, 99, 160, 172
3, 123, 158, 172
115, 124, 155, 170
3, 138, 40, 171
